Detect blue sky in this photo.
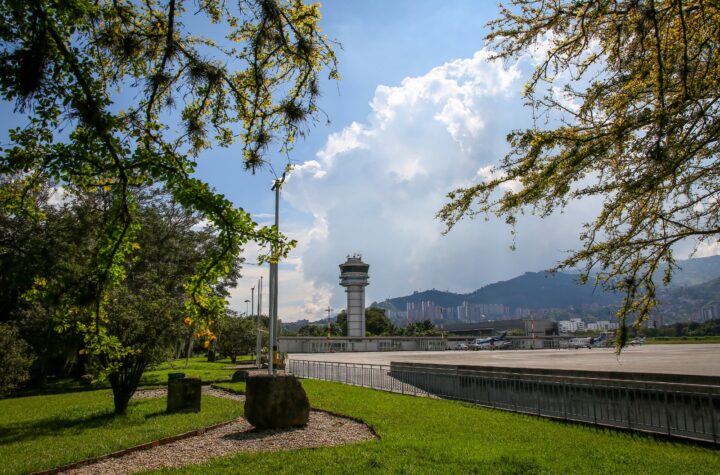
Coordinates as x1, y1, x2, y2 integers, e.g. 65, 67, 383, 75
192, 0, 493, 218
213, 0, 610, 321
3, 2, 716, 322
194, 0, 552, 320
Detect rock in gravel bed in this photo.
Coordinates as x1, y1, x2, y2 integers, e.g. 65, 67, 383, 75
60, 410, 376, 475
62, 386, 375, 474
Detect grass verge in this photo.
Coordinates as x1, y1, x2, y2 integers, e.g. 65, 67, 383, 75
646, 336, 720, 344
140, 356, 250, 386
0, 389, 243, 475
214, 381, 245, 394
176, 379, 719, 475
24, 356, 251, 394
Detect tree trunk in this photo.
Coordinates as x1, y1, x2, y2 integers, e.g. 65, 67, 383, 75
184, 335, 193, 368
109, 357, 148, 415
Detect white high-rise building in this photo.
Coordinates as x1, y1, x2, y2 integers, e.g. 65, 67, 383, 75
559, 318, 586, 334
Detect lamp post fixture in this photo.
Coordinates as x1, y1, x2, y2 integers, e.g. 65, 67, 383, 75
325, 306, 333, 352
256, 276, 262, 368
244, 299, 250, 317
268, 171, 287, 375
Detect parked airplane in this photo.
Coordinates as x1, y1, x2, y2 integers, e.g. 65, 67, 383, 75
562, 333, 608, 349
470, 332, 512, 350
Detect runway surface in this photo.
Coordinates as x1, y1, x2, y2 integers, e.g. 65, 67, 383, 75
288, 344, 720, 376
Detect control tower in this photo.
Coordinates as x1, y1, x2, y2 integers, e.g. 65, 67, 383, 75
339, 254, 370, 337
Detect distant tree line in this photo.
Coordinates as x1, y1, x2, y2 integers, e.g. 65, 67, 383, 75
291, 308, 441, 337
640, 319, 720, 338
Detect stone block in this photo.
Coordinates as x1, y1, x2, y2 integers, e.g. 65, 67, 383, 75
232, 370, 249, 382
244, 374, 309, 429
167, 377, 201, 413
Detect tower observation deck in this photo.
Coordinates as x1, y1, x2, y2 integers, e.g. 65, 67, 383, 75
339, 254, 370, 338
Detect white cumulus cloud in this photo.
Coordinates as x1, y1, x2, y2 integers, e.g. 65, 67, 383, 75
278, 48, 603, 321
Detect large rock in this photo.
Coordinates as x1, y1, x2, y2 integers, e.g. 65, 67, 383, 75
244, 374, 309, 429
167, 377, 201, 413
232, 370, 250, 382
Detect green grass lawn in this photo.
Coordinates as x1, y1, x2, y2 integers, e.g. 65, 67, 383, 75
27, 355, 255, 394
0, 389, 244, 475
647, 336, 720, 344
187, 380, 719, 475
4, 378, 717, 474
140, 355, 254, 386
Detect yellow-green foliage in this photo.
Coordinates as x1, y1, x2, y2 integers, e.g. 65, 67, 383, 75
438, 1, 720, 348
0, 0, 336, 363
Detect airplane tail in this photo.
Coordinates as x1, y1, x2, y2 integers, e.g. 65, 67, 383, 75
591, 334, 607, 346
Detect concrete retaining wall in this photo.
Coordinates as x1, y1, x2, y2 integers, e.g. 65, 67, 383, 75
389, 362, 720, 444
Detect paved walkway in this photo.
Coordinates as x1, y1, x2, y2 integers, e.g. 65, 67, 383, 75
289, 344, 720, 376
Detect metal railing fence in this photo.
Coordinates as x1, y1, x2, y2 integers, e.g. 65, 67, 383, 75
288, 359, 720, 445
288, 359, 430, 396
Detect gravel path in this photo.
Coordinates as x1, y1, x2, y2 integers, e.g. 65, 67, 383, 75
130, 386, 245, 401
61, 387, 376, 474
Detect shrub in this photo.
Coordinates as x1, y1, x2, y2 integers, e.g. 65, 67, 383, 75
0, 323, 34, 397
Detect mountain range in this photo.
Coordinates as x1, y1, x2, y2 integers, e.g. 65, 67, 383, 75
373, 255, 720, 319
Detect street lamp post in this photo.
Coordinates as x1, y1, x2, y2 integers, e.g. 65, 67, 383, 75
325, 306, 333, 352
244, 299, 250, 317
268, 172, 287, 375
250, 285, 254, 360
256, 276, 262, 368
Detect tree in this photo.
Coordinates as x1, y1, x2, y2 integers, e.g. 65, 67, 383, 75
297, 321, 339, 336
365, 307, 394, 336
403, 320, 440, 337
216, 313, 256, 363
334, 308, 395, 336
335, 310, 347, 336
101, 191, 235, 414
0, 323, 34, 397
0, 0, 337, 364
13, 188, 236, 414
0, 177, 84, 385
438, 1, 720, 348
0, 176, 50, 323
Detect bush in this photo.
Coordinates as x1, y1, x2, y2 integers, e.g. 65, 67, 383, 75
0, 323, 34, 397
216, 315, 255, 363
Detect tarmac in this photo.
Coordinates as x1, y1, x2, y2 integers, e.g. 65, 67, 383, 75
288, 344, 720, 376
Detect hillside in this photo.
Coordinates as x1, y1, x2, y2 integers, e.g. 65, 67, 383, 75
652, 276, 720, 323
383, 272, 619, 312
379, 255, 720, 313
656, 255, 720, 287
465, 271, 619, 309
